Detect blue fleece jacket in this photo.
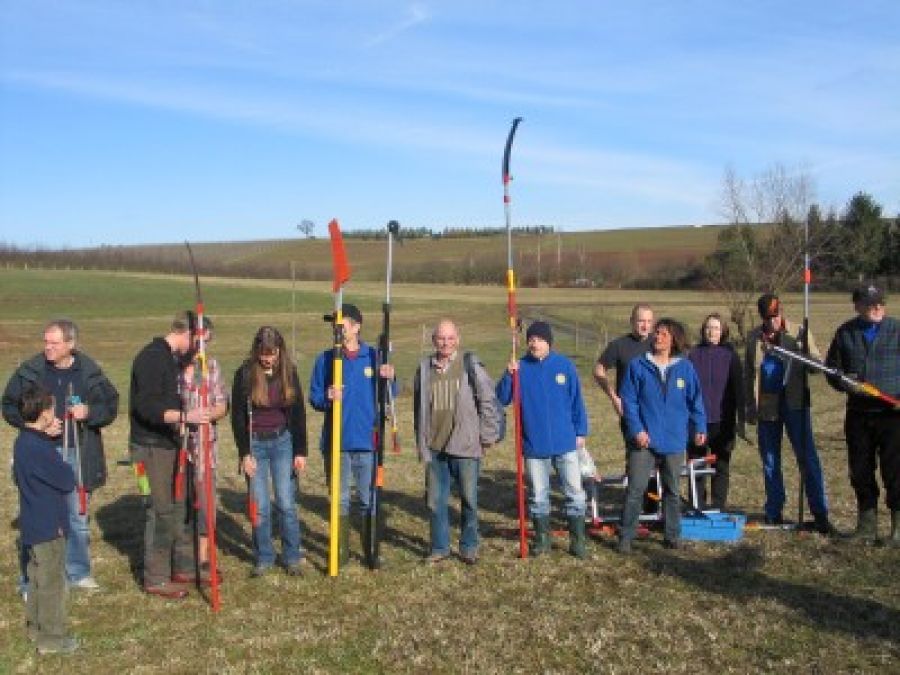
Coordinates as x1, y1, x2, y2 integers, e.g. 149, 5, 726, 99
619, 353, 707, 455
309, 342, 396, 453
497, 351, 588, 458
14, 427, 76, 546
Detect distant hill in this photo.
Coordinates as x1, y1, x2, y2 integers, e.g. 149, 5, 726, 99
1, 224, 733, 287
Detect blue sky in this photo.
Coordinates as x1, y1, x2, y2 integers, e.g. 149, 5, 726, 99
1, 1, 898, 247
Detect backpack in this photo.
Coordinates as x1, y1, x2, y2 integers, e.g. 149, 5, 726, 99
463, 351, 507, 443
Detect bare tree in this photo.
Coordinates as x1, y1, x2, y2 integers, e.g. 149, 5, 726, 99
706, 163, 828, 341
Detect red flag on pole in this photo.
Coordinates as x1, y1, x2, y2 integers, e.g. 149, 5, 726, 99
328, 219, 351, 291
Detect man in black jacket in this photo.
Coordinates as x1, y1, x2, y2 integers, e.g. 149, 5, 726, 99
826, 284, 899, 545
3, 319, 119, 592
129, 312, 210, 599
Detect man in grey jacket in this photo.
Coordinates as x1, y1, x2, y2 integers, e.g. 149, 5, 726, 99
414, 319, 502, 565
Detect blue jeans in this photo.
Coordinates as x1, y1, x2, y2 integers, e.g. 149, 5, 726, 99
325, 450, 374, 517
757, 404, 828, 520
59, 446, 91, 582
250, 431, 303, 567
427, 453, 480, 557
526, 451, 586, 518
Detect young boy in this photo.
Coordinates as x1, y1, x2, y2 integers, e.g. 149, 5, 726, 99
13, 385, 78, 655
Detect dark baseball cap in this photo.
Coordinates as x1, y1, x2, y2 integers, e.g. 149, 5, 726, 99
852, 284, 885, 306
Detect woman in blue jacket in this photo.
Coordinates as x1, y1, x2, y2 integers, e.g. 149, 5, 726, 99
497, 321, 589, 558
618, 318, 706, 553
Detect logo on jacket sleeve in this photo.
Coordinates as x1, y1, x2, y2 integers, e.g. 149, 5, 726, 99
364, 366, 374, 378
556, 373, 567, 385
676, 378, 685, 389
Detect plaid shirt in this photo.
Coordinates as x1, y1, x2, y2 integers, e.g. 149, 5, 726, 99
826, 315, 899, 412
180, 356, 229, 467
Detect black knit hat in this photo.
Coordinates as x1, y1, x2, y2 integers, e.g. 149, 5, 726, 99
852, 284, 885, 306
342, 303, 363, 324
526, 320, 553, 346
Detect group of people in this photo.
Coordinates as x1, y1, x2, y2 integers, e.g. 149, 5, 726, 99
3, 286, 897, 654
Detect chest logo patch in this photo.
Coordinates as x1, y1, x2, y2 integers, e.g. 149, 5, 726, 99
676, 377, 685, 389
364, 366, 374, 378
556, 373, 566, 385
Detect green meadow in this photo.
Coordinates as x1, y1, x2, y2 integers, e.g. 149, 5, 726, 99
0, 268, 897, 673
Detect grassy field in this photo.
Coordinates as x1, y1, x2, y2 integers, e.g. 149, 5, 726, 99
0, 269, 897, 673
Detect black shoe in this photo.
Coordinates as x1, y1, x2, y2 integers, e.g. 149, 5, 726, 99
764, 515, 784, 526
813, 515, 839, 537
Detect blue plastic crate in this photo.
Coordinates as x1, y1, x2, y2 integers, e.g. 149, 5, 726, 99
680, 512, 746, 542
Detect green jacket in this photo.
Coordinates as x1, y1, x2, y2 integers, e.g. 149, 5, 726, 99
744, 319, 820, 423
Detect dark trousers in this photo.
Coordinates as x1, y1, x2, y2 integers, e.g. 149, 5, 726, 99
845, 411, 900, 512
26, 537, 68, 648
688, 422, 736, 509
132, 444, 193, 586
621, 448, 682, 543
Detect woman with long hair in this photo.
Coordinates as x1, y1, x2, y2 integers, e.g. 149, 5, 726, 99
617, 318, 707, 553
231, 326, 307, 576
687, 313, 745, 510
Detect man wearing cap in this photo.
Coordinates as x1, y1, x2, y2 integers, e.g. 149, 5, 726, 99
826, 284, 899, 545
309, 304, 395, 564
744, 293, 834, 533
498, 320, 589, 558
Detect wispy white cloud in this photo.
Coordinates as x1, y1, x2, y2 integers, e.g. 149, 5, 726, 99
364, 3, 430, 48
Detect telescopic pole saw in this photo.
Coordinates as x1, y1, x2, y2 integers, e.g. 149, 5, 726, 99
503, 116, 528, 559
763, 342, 900, 408
185, 241, 220, 612
366, 219, 399, 570
327, 219, 351, 577
798, 218, 811, 526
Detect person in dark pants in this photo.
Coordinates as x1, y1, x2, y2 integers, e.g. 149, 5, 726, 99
826, 284, 899, 545
618, 318, 706, 553
129, 312, 211, 599
687, 312, 745, 509
3, 318, 118, 592
13, 384, 78, 654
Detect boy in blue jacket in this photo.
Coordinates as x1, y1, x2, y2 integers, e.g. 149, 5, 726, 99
497, 321, 589, 558
13, 385, 78, 655
618, 318, 707, 552
309, 304, 395, 564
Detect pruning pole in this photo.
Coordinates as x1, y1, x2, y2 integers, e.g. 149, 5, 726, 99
503, 116, 528, 558
328, 219, 351, 577
246, 397, 259, 527
367, 219, 399, 569
66, 383, 87, 515
186, 242, 220, 612
798, 217, 811, 527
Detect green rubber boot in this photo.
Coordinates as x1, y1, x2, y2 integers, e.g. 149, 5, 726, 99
852, 508, 877, 543
887, 510, 900, 548
567, 515, 587, 559
530, 516, 551, 557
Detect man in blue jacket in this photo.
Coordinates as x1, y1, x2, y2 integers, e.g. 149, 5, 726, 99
309, 304, 394, 564
497, 321, 589, 558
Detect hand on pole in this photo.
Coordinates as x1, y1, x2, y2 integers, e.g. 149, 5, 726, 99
69, 403, 89, 421
46, 417, 63, 438
327, 385, 343, 401
634, 430, 650, 449
242, 454, 257, 478
694, 432, 707, 447
185, 408, 211, 425
506, 357, 519, 374
378, 363, 395, 379
293, 456, 307, 472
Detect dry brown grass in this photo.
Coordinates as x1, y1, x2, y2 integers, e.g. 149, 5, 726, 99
0, 270, 897, 673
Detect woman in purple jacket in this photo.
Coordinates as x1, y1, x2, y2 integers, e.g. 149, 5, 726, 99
687, 313, 745, 510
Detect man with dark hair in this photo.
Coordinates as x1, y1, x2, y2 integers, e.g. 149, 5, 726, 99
130, 312, 212, 599
3, 318, 119, 592
744, 293, 834, 533
826, 284, 899, 545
